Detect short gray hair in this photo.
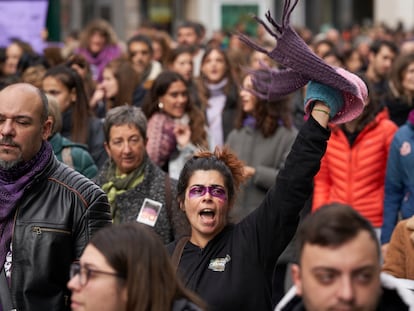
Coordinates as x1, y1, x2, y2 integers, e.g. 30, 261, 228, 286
103, 105, 147, 143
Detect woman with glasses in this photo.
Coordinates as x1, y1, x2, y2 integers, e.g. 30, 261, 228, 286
67, 223, 204, 311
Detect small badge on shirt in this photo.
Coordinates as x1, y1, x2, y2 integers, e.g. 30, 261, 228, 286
136, 198, 163, 227
208, 255, 231, 272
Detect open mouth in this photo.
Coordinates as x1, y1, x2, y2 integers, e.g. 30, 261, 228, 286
199, 209, 215, 221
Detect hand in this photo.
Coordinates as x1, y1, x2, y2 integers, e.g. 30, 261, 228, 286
174, 123, 191, 148
90, 85, 105, 109
243, 166, 256, 179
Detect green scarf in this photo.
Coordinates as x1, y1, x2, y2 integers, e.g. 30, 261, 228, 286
102, 160, 145, 223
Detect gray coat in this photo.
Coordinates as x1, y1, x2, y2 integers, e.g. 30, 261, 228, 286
226, 125, 298, 223
96, 157, 190, 244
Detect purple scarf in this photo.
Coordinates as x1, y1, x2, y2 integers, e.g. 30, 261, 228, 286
243, 115, 257, 129
0, 141, 52, 270
75, 45, 122, 82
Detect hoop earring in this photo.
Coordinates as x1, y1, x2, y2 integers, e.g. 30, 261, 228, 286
158, 102, 164, 109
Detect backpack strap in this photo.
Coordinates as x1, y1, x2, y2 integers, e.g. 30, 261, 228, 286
164, 174, 173, 222
164, 174, 190, 270
171, 236, 189, 271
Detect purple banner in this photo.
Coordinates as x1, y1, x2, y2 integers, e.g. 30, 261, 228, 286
0, 0, 48, 52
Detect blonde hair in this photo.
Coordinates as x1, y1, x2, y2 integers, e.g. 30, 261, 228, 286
46, 94, 62, 135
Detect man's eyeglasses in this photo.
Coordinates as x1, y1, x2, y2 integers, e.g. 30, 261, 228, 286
188, 185, 227, 201
70, 262, 123, 287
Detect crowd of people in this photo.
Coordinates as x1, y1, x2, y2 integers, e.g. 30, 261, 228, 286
1, 0, 414, 309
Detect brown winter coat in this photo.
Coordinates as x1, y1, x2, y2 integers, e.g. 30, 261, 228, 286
382, 217, 414, 280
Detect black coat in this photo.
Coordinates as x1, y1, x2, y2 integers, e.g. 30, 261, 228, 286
11, 155, 111, 310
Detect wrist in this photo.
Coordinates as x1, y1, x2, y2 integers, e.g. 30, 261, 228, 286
311, 102, 330, 126
312, 102, 331, 116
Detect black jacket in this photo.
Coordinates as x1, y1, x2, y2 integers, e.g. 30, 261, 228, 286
10, 155, 111, 310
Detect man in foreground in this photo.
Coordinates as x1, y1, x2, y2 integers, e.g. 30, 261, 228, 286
0, 83, 111, 310
276, 203, 414, 311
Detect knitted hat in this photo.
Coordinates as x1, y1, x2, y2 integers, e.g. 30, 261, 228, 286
239, 0, 368, 123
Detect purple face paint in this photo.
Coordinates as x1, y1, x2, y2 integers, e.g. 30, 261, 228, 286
188, 185, 227, 201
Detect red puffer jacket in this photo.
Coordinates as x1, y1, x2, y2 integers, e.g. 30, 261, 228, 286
312, 109, 398, 227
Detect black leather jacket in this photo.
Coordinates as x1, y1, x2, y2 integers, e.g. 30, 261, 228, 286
10, 155, 111, 310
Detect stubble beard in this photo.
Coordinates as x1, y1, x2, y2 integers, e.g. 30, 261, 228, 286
0, 152, 23, 169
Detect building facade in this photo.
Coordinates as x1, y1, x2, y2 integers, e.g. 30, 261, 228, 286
58, 0, 414, 43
